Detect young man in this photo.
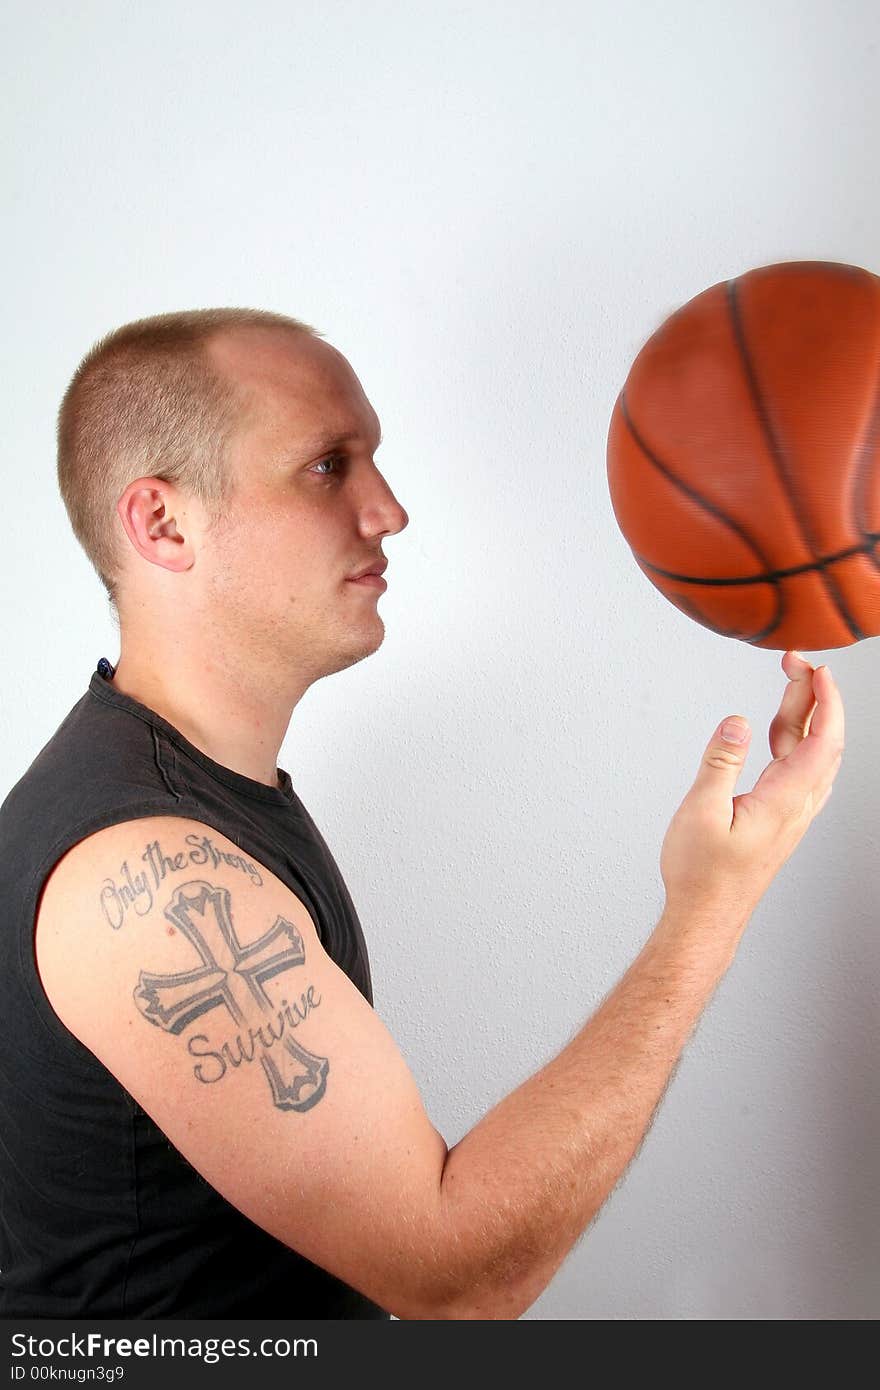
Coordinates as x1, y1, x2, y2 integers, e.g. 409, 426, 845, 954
0, 309, 845, 1318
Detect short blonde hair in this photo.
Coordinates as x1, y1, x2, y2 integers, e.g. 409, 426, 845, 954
57, 306, 322, 611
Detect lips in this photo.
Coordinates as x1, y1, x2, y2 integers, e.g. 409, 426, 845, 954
347, 558, 388, 580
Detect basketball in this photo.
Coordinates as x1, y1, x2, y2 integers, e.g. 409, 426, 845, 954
605, 260, 880, 651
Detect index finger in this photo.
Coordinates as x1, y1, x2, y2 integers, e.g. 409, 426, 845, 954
807, 665, 845, 756
749, 662, 844, 813
771, 650, 818, 759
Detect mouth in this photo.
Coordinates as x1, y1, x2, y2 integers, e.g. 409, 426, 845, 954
347, 558, 388, 580
346, 573, 388, 591
346, 556, 388, 588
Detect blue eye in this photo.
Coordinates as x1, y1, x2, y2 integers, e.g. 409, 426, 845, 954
312, 454, 344, 477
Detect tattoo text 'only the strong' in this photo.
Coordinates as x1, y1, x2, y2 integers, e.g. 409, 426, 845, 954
131, 877, 328, 1113
100, 832, 264, 931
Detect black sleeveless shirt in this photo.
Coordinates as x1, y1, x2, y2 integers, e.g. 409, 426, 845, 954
0, 659, 389, 1319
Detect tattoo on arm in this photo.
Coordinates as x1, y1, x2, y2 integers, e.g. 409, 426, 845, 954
100, 832, 264, 931
134, 878, 328, 1112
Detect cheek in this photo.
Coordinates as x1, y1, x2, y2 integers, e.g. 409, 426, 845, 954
205, 498, 333, 596
202, 512, 270, 603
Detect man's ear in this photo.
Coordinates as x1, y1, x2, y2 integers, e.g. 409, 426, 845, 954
117, 479, 195, 574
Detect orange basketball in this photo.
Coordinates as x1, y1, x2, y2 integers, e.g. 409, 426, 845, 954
605, 260, 880, 651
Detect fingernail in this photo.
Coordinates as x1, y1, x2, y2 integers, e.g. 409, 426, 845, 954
722, 719, 750, 743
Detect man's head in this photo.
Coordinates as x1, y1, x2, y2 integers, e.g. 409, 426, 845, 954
58, 308, 409, 687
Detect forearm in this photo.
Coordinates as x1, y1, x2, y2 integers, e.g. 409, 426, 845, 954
434, 903, 751, 1319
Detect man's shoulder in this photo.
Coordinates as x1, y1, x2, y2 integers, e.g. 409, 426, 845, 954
35, 812, 289, 939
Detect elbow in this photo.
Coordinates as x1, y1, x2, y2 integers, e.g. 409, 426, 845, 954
379, 1176, 539, 1319
393, 1280, 530, 1321
386, 1241, 536, 1321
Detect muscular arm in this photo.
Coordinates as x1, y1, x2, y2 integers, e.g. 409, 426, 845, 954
36, 817, 746, 1319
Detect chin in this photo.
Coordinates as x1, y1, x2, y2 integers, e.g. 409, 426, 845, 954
328, 621, 385, 675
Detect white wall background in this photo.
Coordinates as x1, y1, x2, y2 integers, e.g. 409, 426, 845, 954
2, 0, 878, 1320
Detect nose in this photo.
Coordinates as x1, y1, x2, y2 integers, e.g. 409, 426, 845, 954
359, 467, 409, 537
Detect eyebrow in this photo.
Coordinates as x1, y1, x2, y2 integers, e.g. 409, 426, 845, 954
297, 425, 383, 458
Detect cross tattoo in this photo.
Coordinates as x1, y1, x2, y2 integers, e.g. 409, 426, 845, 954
133, 878, 329, 1112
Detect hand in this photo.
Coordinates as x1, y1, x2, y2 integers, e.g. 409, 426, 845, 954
659, 651, 845, 922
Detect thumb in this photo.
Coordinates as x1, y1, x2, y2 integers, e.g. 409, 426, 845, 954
690, 716, 752, 803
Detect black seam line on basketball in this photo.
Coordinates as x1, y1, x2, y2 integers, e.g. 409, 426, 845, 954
647, 586, 758, 645
632, 555, 778, 646
631, 536, 880, 586
618, 392, 777, 571
619, 390, 783, 643
726, 276, 865, 642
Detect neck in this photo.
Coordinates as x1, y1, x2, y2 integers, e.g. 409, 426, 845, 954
110, 634, 308, 790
